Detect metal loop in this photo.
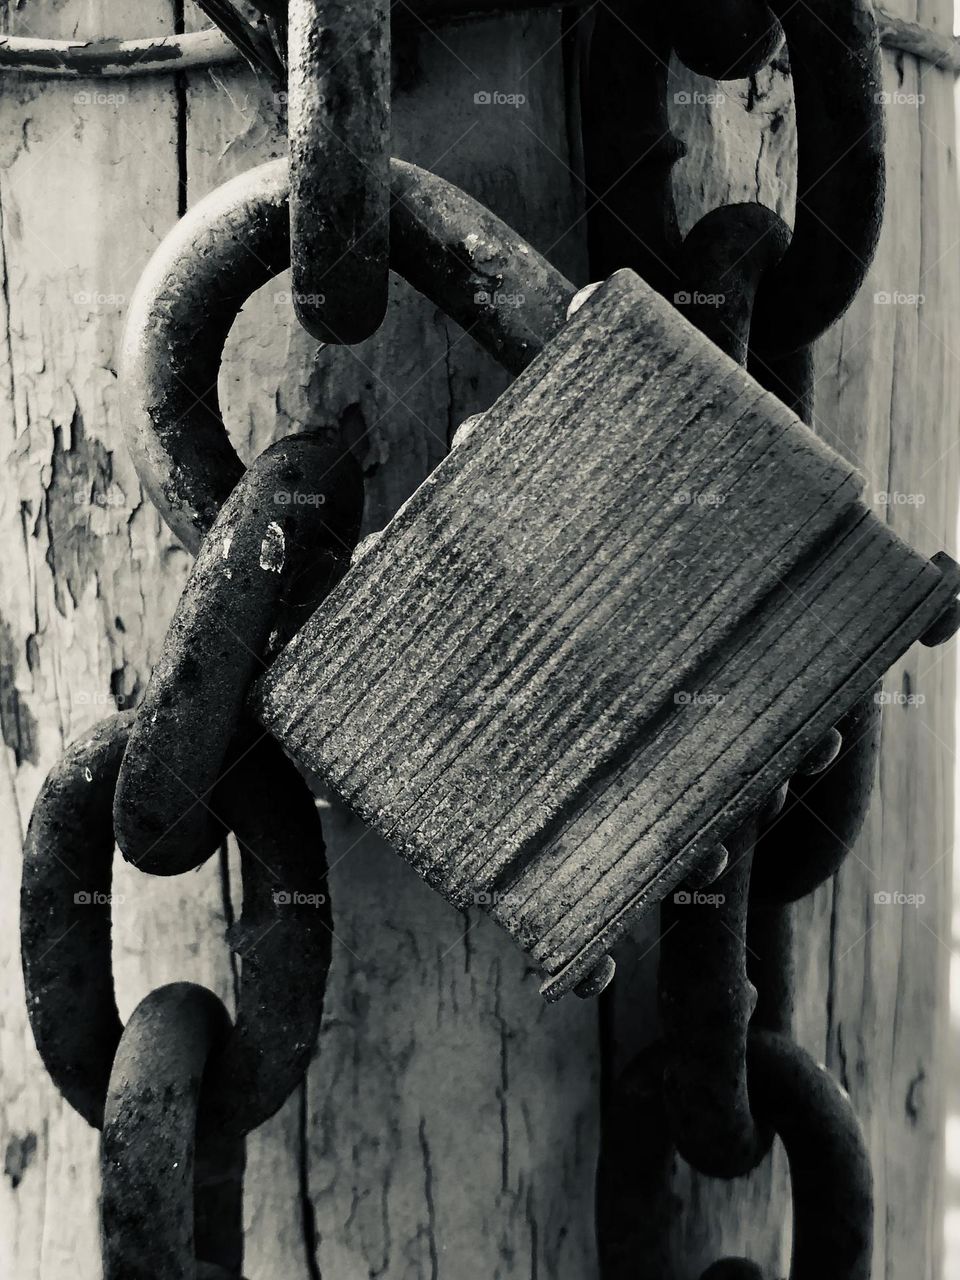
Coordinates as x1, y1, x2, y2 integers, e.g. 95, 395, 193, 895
113, 433, 362, 876
752, 0, 885, 354
21, 712, 131, 1129
676, 203, 791, 362
288, 0, 390, 343
710, 1031, 873, 1279
598, 1033, 873, 1279
100, 983, 245, 1280
669, 0, 784, 80
23, 715, 332, 1135
656, 206, 796, 1178
752, 685, 882, 903
659, 819, 771, 1178
121, 157, 575, 555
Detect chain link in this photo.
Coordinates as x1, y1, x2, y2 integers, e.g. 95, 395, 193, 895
114, 435, 363, 876
100, 983, 246, 1279
288, 0, 390, 342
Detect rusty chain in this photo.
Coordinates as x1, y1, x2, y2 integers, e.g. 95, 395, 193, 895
14, 0, 959, 1273
23, 146, 577, 1274
587, 0, 888, 1273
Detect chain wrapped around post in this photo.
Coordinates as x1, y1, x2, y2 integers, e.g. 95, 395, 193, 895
23, 149, 583, 1271
587, 0, 891, 1272
598, 1033, 874, 1280
120, 157, 574, 556
23, 712, 337, 1137
113, 434, 362, 875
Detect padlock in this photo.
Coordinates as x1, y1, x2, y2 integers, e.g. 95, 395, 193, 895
251, 268, 960, 1001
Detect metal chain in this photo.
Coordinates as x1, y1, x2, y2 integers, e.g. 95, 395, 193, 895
100, 983, 247, 1279
21, 149, 577, 1274
587, 0, 893, 1274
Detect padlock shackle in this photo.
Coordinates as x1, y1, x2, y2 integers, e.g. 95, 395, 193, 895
120, 157, 576, 554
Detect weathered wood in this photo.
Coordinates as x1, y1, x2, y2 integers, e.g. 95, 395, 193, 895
255, 266, 958, 998
875, 3, 960, 71
3, 3, 955, 80
0, 4, 240, 1278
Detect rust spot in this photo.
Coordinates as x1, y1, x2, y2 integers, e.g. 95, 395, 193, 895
4, 1132, 38, 1189
0, 614, 38, 766
906, 1068, 925, 1125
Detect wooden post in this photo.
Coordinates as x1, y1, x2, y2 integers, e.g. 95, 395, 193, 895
0, 3, 955, 1279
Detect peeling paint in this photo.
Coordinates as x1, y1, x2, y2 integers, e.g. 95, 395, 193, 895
0, 613, 37, 766
43, 410, 116, 616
